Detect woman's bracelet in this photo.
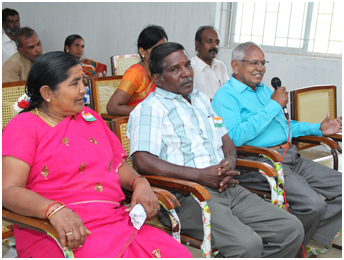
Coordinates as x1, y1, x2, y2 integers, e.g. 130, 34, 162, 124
131, 175, 146, 190
47, 205, 66, 220
44, 201, 64, 219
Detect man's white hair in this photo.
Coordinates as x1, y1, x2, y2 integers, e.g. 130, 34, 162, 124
231, 42, 265, 62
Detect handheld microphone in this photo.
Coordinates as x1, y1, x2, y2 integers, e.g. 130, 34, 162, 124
271, 77, 289, 120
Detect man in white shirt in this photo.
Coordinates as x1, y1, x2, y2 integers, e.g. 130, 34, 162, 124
2, 8, 20, 65
191, 26, 229, 99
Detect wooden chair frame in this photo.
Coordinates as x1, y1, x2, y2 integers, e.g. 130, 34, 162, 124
290, 85, 341, 144
110, 54, 140, 76
88, 75, 124, 121
290, 85, 341, 169
2, 186, 180, 242
2, 121, 181, 255
111, 116, 280, 250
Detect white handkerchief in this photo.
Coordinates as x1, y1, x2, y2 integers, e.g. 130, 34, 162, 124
129, 204, 147, 230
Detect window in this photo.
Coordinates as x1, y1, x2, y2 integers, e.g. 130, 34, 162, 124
215, 2, 341, 58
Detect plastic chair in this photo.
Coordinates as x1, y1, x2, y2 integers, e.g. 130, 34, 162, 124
110, 54, 141, 76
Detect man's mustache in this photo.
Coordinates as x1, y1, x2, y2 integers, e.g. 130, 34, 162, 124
179, 77, 193, 87
208, 48, 218, 54
8, 26, 20, 36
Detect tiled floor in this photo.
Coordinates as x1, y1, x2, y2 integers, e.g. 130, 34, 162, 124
3, 145, 342, 258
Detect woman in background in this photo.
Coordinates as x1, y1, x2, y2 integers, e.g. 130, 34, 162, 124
64, 34, 107, 85
107, 25, 167, 116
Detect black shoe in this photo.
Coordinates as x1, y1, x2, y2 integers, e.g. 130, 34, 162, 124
215, 252, 226, 258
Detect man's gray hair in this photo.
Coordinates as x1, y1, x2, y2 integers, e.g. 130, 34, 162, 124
14, 27, 36, 48
231, 42, 264, 62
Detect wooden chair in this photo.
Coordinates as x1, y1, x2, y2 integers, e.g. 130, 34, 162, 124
111, 116, 279, 253
2, 121, 181, 257
2, 81, 27, 130
88, 76, 124, 121
2, 185, 180, 249
290, 85, 342, 169
2, 81, 27, 240
110, 54, 141, 76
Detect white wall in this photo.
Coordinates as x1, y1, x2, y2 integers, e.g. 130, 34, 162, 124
2, 2, 216, 70
3, 2, 341, 116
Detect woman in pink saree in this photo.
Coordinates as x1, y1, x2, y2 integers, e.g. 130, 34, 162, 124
2, 51, 192, 258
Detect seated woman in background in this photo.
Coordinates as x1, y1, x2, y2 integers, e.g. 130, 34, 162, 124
107, 25, 167, 116
2, 51, 192, 258
64, 34, 107, 85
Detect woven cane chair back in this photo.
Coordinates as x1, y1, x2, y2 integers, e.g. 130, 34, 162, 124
291, 85, 337, 124
2, 81, 26, 239
89, 76, 123, 115
2, 81, 27, 130
290, 85, 338, 150
112, 116, 132, 166
110, 54, 141, 76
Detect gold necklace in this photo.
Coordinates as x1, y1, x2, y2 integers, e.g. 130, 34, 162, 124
141, 61, 151, 80
33, 108, 57, 127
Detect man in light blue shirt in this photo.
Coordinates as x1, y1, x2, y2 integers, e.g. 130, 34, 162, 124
212, 41, 342, 248
127, 42, 303, 258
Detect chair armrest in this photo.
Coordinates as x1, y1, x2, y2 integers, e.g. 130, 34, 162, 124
152, 187, 181, 210
122, 187, 180, 211
327, 133, 342, 142
101, 113, 125, 121
144, 175, 211, 202
292, 136, 339, 150
2, 208, 59, 242
237, 145, 284, 162
236, 159, 278, 177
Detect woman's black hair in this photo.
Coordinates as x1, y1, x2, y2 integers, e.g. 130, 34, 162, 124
137, 25, 168, 57
21, 51, 80, 113
64, 34, 83, 52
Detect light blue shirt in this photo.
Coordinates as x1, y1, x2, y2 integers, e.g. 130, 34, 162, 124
211, 75, 322, 147
127, 87, 228, 168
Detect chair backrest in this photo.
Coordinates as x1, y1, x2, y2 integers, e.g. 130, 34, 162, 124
110, 54, 141, 75
2, 81, 27, 129
88, 75, 123, 115
112, 116, 132, 166
290, 85, 337, 150
290, 85, 337, 123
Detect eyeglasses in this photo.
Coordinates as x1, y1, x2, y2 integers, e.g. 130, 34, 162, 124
238, 60, 269, 67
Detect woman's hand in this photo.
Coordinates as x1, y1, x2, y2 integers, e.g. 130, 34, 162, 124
49, 207, 91, 251
125, 178, 160, 220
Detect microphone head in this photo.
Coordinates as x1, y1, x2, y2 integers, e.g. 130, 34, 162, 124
271, 77, 282, 90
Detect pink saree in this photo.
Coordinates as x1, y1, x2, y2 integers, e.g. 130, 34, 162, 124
2, 107, 191, 258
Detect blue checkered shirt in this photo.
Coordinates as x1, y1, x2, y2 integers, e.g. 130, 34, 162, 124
127, 87, 228, 168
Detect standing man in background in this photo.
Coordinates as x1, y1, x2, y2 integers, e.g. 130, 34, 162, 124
2, 8, 20, 65
191, 26, 229, 99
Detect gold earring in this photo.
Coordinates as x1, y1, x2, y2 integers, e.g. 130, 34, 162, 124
67, 50, 69, 52
47, 99, 51, 102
